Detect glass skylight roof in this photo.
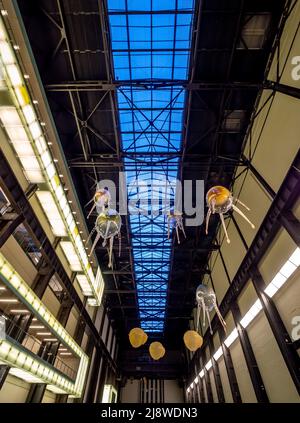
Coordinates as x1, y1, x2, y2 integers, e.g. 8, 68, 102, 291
108, 0, 194, 332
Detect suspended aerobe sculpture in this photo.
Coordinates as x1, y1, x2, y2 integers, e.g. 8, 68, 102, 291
196, 283, 226, 335
149, 341, 165, 361
88, 208, 121, 268
87, 187, 111, 219
167, 210, 186, 244
183, 330, 203, 352
128, 328, 148, 348
205, 185, 255, 244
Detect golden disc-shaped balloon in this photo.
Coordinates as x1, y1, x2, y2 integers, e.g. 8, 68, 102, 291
129, 328, 148, 348
149, 341, 165, 360
183, 330, 203, 352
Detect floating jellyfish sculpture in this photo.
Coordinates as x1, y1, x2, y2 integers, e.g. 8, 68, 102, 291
167, 210, 186, 244
88, 208, 121, 268
205, 185, 255, 244
196, 284, 226, 335
87, 187, 111, 219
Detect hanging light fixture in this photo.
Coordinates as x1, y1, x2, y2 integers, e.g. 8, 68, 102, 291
205, 185, 254, 244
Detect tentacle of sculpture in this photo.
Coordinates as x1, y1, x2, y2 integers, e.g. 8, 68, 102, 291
234, 197, 250, 211
214, 305, 227, 332
232, 204, 255, 228
108, 236, 114, 268
118, 232, 121, 257
175, 225, 180, 244
219, 212, 230, 244
86, 226, 96, 244
196, 302, 200, 332
205, 208, 211, 235
206, 309, 213, 335
102, 220, 111, 247
180, 220, 187, 239
87, 202, 96, 219
90, 233, 101, 254
201, 297, 206, 327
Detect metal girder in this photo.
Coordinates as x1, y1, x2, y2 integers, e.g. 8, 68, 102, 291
265, 80, 300, 100
219, 329, 242, 403
45, 80, 261, 92
231, 303, 269, 402
208, 338, 225, 403
0, 214, 24, 248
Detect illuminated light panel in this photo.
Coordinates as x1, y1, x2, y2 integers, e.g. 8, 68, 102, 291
36, 191, 67, 237
9, 367, 44, 384
264, 247, 300, 298
224, 328, 238, 348
76, 274, 93, 297
205, 359, 212, 371
213, 346, 223, 361
0, 17, 102, 305
0, 107, 44, 183
60, 241, 82, 272
107, 0, 195, 332
0, 253, 88, 397
199, 370, 204, 378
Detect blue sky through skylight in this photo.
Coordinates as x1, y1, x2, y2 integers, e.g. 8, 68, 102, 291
107, 0, 194, 332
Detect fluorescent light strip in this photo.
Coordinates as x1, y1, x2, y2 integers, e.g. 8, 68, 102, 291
0, 298, 18, 302
0, 18, 103, 305
240, 299, 263, 329
265, 248, 300, 298
213, 346, 223, 361
10, 309, 29, 313
224, 328, 238, 348
60, 242, 82, 272
205, 359, 212, 371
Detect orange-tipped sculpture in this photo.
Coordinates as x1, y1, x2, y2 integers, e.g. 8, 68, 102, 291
205, 185, 255, 244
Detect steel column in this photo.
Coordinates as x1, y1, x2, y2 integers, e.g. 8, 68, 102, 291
208, 338, 225, 403
219, 329, 242, 403
231, 302, 269, 402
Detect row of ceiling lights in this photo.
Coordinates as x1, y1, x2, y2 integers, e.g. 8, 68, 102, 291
0, 11, 102, 303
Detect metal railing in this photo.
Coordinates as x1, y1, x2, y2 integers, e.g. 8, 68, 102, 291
2, 312, 79, 381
